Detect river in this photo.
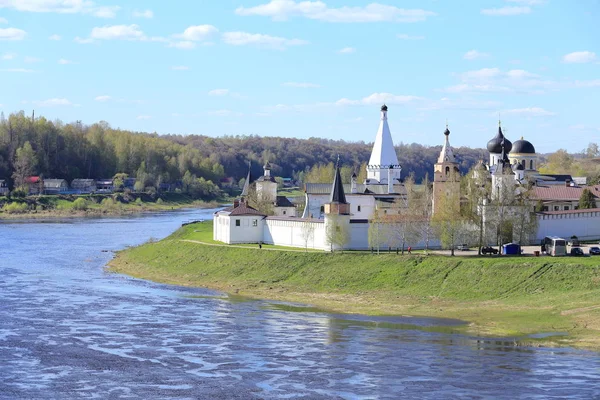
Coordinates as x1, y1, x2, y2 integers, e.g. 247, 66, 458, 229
1, 208, 599, 399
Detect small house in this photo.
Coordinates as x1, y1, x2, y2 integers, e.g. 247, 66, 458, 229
43, 179, 69, 194
71, 179, 97, 194
0, 180, 8, 196
26, 176, 43, 195
96, 179, 114, 193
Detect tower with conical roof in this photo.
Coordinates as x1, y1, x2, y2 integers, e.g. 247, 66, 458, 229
487, 120, 512, 169
432, 124, 461, 215
366, 105, 401, 185
324, 162, 351, 251
491, 138, 516, 202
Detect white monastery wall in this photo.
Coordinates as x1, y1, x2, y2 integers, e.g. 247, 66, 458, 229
536, 211, 600, 242
220, 215, 265, 244
263, 219, 328, 250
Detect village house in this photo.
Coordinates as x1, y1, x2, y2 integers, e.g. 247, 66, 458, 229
43, 179, 69, 195
96, 179, 114, 193
0, 180, 9, 196
71, 179, 97, 194
26, 176, 43, 195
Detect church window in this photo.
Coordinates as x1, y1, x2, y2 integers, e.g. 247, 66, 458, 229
283, 210, 287, 215
357, 205, 361, 212
530, 160, 534, 170
252, 219, 258, 227
564, 206, 569, 211
235, 219, 241, 227
320, 206, 324, 213
445, 166, 450, 176
554, 206, 559, 211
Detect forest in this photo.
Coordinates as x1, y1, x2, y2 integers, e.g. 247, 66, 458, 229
1, 111, 598, 199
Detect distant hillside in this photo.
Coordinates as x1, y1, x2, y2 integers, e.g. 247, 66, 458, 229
164, 134, 487, 183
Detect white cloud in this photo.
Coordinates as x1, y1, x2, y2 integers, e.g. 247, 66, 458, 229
397, 34, 424, 40
137, 115, 152, 120
562, 51, 596, 64
48, 34, 61, 40
0, 68, 35, 72
0, 0, 119, 18
0, 27, 27, 40
574, 79, 600, 88
445, 67, 554, 94
175, 25, 218, 41
481, 6, 531, 16
463, 50, 489, 60
33, 98, 74, 107
95, 95, 111, 102
91, 24, 145, 40
336, 92, 420, 106
208, 89, 230, 96
235, 1, 436, 23
222, 31, 308, 50
337, 46, 355, 54
502, 107, 555, 117
506, 69, 539, 79
133, 9, 153, 18
0, 17, 7, 23
168, 41, 196, 49
171, 65, 190, 70
58, 59, 73, 64
24, 56, 41, 63
282, 82, 321, 88
2, 52, 16, 60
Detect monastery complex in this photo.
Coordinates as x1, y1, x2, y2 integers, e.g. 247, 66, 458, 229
214, 106, 600, 251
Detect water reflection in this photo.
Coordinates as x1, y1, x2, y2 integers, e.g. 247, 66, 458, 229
0, 209, 599, 399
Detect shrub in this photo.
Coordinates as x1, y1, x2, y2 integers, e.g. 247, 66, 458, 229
72, 198, 88, 211
11, 188, 27, 198
2, 202, 28, 214
156, 198, 164, 204
135, 197, 143, 205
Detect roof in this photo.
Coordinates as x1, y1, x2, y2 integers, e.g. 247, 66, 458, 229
241, 168, 252, 197
43, 179, 68, 188
72, 179, 96, 184
368, 105, 400, 168
96, 179, 114, 185
487, 123, 512, 154
275, 196, 295, 208
329, 166, 347, 204
305, 182, 407, 195
511, 138, 536, 154
536, 174, 574, 182
26, 176, 41, 184
532, 185, 600, 201
537, 207, 600, 215
436, 126, 456, 164
221, 202, 267, 216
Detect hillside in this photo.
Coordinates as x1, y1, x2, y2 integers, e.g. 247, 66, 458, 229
109, 221, 600, 350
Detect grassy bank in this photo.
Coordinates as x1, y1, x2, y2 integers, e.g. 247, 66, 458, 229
0, 193, 221, 219
109, 221, 600, 350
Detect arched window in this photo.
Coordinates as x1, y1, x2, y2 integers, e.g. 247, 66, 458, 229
530, 160, 534, 170
445, 166, 450, 176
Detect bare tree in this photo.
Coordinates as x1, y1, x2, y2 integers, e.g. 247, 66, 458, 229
300, 221, 316, 252
325, 215, 350, 252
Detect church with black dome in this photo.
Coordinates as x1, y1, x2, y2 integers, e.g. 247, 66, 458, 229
486, 121, 538, 183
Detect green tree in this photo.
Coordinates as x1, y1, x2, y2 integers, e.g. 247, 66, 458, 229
12, 141, 38, 188
432, 190, 465, 256
578, 188, 596, 209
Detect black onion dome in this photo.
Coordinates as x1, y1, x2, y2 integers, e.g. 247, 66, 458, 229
381, 104, 388, 111
511, 138, 536, 154
487, 126, 512, 154
444, 127, 450, 136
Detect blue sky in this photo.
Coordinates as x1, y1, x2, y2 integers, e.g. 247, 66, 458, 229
1, 0, 599, 153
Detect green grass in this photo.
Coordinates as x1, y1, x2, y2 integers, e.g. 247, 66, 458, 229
109, 220, 600, 350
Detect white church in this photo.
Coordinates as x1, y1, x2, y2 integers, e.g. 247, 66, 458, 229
213, 105, 600, 250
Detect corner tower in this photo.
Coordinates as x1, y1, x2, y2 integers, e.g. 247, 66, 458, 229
366, 105, 401, 185
433, 124, 461, 215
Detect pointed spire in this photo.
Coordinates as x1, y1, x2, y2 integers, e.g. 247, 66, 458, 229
241, 163, 252, 197
437, 123, 455, 163
368, 105, 399, 168
329, 164, 347, 204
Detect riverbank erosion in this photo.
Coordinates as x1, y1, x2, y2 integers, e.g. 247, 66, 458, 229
108, 222, 600, 350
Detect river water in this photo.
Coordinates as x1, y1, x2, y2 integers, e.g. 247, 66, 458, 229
1, 208, 599, 399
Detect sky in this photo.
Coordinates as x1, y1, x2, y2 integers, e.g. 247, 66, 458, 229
0, 0, 599, 153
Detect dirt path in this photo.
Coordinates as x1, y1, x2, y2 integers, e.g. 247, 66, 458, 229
180, 239, 322, 253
